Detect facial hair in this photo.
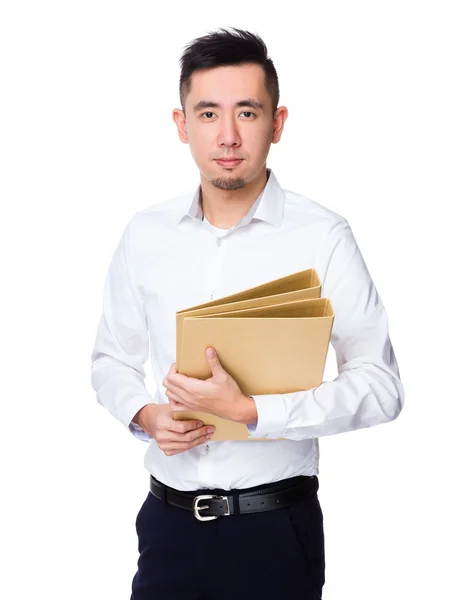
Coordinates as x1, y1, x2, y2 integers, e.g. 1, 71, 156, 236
210, 176, 246, 191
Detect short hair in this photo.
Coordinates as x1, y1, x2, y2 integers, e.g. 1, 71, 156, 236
179, 27, 280, 117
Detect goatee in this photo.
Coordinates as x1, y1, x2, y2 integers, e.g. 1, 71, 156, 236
211, 176, 246, 191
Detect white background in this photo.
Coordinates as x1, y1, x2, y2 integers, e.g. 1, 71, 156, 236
1, 1, 448, 598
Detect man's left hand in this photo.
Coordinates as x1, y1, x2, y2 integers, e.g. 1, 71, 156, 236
162, 347, 257, 424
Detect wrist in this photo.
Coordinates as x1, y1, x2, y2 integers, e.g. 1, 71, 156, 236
235, 395, 258, 425
133, 403, 159, 435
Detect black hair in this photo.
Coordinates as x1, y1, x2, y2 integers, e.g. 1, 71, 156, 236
179, 27, 279, 117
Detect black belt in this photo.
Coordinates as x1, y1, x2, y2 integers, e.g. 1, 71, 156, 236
150, 474, 319, 521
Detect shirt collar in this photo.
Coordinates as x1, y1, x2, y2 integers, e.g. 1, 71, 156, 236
176, 168, 285, 228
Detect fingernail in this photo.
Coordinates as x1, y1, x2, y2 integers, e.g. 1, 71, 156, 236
207, 427, 215, 434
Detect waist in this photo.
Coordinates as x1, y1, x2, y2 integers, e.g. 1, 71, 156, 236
153, 473, 317, 496
150, 474, 319, 520
145, 437, 319, 491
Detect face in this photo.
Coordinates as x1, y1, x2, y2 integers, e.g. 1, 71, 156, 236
173, 63, 288, 191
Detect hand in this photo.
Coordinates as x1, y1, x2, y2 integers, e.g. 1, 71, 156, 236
162, 347, 257, 424
133, 403, 215, 456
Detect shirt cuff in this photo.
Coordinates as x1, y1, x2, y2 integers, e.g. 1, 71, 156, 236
245, 394, 288, 438
130, 421, 144, 430
118, 395, 154, 442
129, 420, 152, 442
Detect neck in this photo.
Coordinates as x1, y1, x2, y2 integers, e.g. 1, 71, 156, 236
200, 166, 269, 228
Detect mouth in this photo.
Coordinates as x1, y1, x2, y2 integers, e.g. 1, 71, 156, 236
215, 158, 243, 168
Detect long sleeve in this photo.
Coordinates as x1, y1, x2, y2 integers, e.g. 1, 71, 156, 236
247, 218, 404, 440
90, 218, 152, 442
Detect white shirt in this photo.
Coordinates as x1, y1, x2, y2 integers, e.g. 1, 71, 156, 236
90, 168, 404, 491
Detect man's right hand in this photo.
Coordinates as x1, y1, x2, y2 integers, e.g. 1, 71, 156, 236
132, 404, 215, 456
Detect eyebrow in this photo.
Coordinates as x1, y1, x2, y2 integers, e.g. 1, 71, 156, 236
193, 98, 265, 112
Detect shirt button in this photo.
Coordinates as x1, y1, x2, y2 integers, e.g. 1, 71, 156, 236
204, 445, 210, 454
216, 237, 221, 246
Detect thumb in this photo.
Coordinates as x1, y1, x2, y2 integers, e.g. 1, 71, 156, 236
205, 346, 222, 376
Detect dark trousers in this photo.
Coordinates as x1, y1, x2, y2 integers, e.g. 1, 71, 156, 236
130, 479, 325, 599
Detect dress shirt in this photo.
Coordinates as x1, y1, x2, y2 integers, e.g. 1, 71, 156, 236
90, 168, 404, 491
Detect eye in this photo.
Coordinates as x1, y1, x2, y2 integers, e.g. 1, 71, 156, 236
199, 111, 256, 119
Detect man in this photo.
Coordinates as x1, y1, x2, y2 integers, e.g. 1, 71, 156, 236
90, 27, 404, 600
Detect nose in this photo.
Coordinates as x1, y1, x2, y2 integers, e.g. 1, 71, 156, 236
217, 114, 242, 148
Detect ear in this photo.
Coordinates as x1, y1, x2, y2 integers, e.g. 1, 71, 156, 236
272, 106, 288, 144
172, 108, 189, 144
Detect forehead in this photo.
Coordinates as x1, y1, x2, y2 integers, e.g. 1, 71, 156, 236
186, 63, 267, 106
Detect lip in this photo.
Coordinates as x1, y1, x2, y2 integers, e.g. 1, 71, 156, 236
215, 159, 243, 167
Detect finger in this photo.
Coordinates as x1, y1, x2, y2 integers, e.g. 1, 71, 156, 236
168, 397, 191, 411
168, 418, 205, 432
168, 363, 178, 375
159, 434, 212, 453
170, 402, 190, 412
165, 381, 189, 400
161, 433, 212, 447
166, 394, 192, 412
167, 414, 215, 436
162, 364, 178, 388
165, 388, 185, 403
165, 390, 188, 410
160, 433, 214, 455
168, 370, 196, 390
165, 379, 187, 394
159, 424, 214, 443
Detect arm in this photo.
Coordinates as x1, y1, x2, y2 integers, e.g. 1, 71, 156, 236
247, 218, 404, 440
90, 218, 153, 442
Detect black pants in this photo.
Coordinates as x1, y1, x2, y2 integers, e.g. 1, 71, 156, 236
130, 478, 325, 599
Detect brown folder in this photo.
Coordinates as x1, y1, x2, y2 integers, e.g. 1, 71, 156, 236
176, 268, 321, 367
173, 269, 334, 441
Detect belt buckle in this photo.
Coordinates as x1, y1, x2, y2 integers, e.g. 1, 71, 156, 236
193, 494, 230, 521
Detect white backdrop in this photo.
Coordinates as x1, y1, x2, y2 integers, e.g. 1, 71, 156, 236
1, 1, 448, 598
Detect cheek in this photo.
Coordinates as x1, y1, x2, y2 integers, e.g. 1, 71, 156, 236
244, 126, 272, 150
188, 133, 214, 163
187, 123, 214, 145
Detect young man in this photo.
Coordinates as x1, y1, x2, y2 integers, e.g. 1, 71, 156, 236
91, 27, 404, 600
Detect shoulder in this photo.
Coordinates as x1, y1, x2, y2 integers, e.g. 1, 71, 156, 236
134, 191, 191, 220
125, 190, 193, 234
283, 188, 349, 231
